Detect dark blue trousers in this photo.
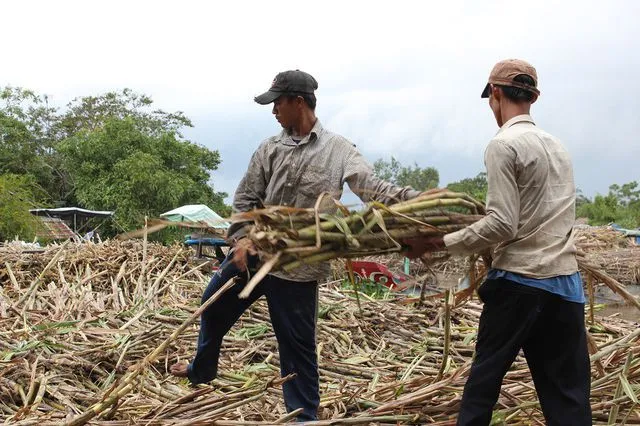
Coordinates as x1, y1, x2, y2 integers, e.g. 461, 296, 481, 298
187, 254, 320, 422
457, 278, 592, 426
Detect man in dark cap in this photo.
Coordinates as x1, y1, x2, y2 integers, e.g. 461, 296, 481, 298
405, 59, 591, 425
171, 70, 422, 421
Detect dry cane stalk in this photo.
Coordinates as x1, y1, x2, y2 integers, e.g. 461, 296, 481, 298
345, 259, 364, 316
608, 352, 635, 424
588, 272, 595, 325
238, 252, 282, 299
64, 276, 238, 426
436, 289, 453, 382
15, 240, 70, 310
579, 259, 640, 312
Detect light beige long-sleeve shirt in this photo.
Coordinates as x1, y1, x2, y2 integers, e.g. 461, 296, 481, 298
443, 114, 579, 278
231, 119, 421, 282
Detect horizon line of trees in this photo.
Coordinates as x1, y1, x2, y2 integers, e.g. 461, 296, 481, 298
373, 157, 639, 229
1, 87, 638, 243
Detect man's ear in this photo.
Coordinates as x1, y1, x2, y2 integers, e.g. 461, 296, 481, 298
491, 85, 501, 101
530, 93, 539, 104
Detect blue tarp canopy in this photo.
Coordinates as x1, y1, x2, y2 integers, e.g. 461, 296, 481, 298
610, 223, 640, 244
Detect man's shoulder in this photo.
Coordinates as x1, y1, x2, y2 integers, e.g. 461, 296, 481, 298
319, 128, 356, 148
503, 119, 557, 139
255, 134, 282, 150
486, 136, 513, 151
494, 123, 557, 144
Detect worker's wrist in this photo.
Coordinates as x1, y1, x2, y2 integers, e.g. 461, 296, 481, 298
228, 234, 246, 246
232, 236, 253, 249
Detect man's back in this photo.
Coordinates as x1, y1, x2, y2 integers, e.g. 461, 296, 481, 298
489, 115, 578, 278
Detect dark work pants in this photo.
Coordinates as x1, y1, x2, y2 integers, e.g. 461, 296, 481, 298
187, 254, 320, 422
457, 278, 592, 426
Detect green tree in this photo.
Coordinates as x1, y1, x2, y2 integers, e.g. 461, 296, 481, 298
58, 118, 228, 232
58, 88, 192, 138
1, 87, 231, 238
373, 157, 401, 182
0, 87, 59, 141
0, 174, 45, 241
577, 181, 640, 228
0, 112, 40, 174
575, 188, 591, 211
373, 157, 439, 190
609, 181, 640, 208
0, 87, 67, 202
447, 172, 488, 202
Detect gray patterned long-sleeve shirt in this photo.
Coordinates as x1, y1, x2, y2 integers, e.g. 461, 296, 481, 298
229, 119, 421, 282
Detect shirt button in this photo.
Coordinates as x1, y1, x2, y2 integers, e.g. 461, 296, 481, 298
286, 183, 293, 187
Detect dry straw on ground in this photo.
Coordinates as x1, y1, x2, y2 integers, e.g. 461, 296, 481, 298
1, 237, 640, 425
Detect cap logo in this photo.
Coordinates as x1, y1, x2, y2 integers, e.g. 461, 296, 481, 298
271, 78, 277, 88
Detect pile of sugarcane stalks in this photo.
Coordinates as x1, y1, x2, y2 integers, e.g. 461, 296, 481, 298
575, 226, 632, 252
2, 240, 640, 425
573, 224, 640, 286
581, 248, 640, 286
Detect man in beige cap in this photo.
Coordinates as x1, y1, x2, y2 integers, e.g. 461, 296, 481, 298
405, 59, 591, 425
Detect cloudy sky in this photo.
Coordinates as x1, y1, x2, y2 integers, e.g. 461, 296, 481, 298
3, 0, 639, 206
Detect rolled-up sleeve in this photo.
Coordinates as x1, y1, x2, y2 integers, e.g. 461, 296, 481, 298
444, 139, 519, 255
343, 146, 421, 205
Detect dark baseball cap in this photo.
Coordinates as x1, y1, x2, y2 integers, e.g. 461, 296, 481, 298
481, 59, 540, 98
254, 70, 318, 105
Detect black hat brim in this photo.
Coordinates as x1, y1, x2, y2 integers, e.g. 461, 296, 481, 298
254, 90, 282, 105
481, 83, 491, 98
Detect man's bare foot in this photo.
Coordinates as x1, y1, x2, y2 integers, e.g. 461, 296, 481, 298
170, 362, 189, 377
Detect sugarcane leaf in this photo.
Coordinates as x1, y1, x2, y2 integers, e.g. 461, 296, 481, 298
371, 208, 401, 249
343, 356, 371, 365
244, 362, 274, 373
620, 374, 639, 404
490, 410, 507, 425
33, 320, 80, 331
394, 384, 405, 398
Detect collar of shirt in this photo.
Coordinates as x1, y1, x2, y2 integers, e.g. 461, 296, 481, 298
275, 119, 324, 146
495, 114, 535, 136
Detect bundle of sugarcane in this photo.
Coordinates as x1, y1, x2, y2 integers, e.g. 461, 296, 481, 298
233, 190, 485, 297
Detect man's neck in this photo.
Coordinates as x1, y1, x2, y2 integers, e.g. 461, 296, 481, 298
500, 103, 531, 126
291, 112, 317, 137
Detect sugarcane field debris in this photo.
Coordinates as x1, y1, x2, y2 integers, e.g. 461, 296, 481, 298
1, 210, 640, 424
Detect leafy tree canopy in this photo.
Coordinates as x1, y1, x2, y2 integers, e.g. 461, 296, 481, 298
373, 157, 439, 191
577, 181, 640, 228
0, 87, 229, 237
59, 118, 227, 231
447, 172, 488, 202
0, 174, 45, 241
